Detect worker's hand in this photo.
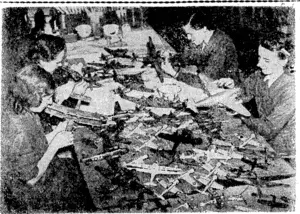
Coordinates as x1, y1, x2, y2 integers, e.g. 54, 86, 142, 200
70, 63, 84, 76
214, 78, 235, 89
50, 131, 74, 148
162, 50, 171, 60
185, 99, 199, 113
53, 120, 69, 133
161, 57, 177, 77
72, 80, 89, 95
55, 80, 76, 104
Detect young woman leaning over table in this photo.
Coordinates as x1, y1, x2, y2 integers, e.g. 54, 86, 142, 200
1, 62, 95, 212
27, 34, 89, 104
185, 32, 295, 155
167, 11, 239, 87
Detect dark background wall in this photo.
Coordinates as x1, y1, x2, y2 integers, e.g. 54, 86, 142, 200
1, 6, 295, 113
144, 6, 295, 71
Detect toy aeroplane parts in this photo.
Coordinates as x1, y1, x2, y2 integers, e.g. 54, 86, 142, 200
156, 179, 180, 200
193, 173, 224, 191
143, 36, 165, 83
104, 47, 130, 58
251, 191, 293, 210
81, 146, 129, 164
109, 110, 155, 124
242, 173, 294, 188
45, 103, 106, 127
179, 146, 243, 163
192, 88, 251, 117
134, 124, 168, 151
177, 168, 201, 189
124, 123, 145, 138
172, 203, 190, 212
122, 160, 183, 186
201, 162, 228, 178
237, 133, 261, 148
157, 169, 202, 200
69, 93, 92, 103
156, 178, 182, 194
212, 139, 233, 147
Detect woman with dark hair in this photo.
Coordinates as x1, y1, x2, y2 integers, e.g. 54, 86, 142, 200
194, 32, 295, 155
163, 11, 239, 84
2, 64, 95, 212
239, 32, 295, 155
26, 34, 88, 104
27, 34, 67, 73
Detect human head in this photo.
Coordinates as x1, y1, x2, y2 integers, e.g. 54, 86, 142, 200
182, 12, 216, 46
9, 65, 55, 114
27, 34, 67, 73
257, 32, 291, 75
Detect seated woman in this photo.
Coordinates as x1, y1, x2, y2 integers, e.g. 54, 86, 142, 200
26, 34, 89, 104
2, 65, 95, 212
165, 12, 239, 87
191, 32, 295, 155
26, 34, 131, 116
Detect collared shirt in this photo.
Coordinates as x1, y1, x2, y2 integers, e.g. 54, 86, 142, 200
263, 71, 284, 88
202, 30, 214, 51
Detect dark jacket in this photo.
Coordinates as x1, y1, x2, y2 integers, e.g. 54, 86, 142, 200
241, 70, 295, 154
180, 29, 239, 81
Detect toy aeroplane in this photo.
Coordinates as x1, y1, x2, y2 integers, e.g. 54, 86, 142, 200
193, 172, 224, 191
134, 124, 168, 151
201, 162, 228, 178
180, 146, 243, 163
156, 177, 182, 195
124, 123, 145, 138
122, 161, 183, 186
81, 147, 129, 163
192, 88, 251, 117
155, 168, 200, 200
45, 103, 106, 127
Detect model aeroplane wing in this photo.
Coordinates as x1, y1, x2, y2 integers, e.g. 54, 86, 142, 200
196, 88, 251, 117
221, 97, 251, 117
194, 175, 224, 190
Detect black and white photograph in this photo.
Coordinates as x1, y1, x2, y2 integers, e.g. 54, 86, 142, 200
1, 1, 298, 213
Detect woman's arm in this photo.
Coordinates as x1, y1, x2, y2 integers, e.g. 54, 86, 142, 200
28, 130, 74, 186
242, 84, 295, 140
45, 120, 69, 143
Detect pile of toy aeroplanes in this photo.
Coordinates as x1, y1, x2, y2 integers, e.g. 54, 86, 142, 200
77, 105, 295, 211
117, 127, 295, 211
49, 36, 294, 211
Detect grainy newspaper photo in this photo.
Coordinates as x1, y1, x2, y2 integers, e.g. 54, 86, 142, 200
1, 1, 298, 213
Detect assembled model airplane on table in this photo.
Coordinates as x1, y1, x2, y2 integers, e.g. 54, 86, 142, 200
180, 147, 243, 163
122, 159, 183, 186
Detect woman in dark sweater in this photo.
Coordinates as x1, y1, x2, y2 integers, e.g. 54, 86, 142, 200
202, 32, 295, 155
164, 12, 239, 86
